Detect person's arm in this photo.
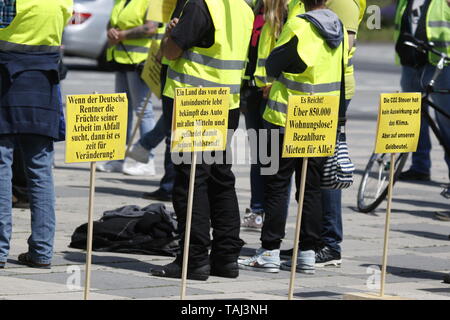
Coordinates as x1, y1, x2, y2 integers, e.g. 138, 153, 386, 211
266, 36, 306, 78
117, 20, 159, 40
161, 1, 214, 61
348, 31, 356, 51
161, 18, 184, 60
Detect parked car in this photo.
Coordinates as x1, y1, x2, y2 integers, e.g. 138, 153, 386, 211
62, 0, 114, 67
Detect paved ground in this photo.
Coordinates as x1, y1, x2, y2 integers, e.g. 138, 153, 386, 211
1, 44, 449, 300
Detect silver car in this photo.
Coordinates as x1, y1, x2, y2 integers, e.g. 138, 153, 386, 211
62, 0, 114, 66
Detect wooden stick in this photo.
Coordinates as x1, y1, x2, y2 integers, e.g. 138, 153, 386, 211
180, 151, 198, 300
84, 161, 96, 300
125, 91, 152, 156
288, 158, 309, 300
380, 153, 396, 297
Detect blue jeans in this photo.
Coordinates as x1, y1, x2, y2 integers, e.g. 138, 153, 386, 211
0, 135, 55, 264
401, 65, 450, 177
320, 100, 352, 253
115, 71, 155, 145
321, 189, 342, 253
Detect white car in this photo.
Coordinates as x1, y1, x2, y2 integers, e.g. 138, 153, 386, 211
62, 0, 114, 67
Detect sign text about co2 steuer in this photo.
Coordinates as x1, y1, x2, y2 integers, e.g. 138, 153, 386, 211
282, 95, 339, 158
375, 93, 421, 154
171, 87, 230, 153
65, 93, 128, 163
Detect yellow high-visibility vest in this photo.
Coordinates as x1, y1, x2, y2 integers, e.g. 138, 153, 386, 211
395, 0, 450, 66
164, 0, 254, 109
254, 0, 305, 88
263, 14, 348, 127
0, 0, 73, 52
107, 0, 151, 65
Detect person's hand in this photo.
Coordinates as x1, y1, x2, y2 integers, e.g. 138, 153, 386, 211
107, 28, 120, 45
166, 18, 179, 34
262, 85, 272, 99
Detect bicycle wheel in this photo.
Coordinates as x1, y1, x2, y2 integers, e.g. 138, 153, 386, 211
357, 152, 408, 213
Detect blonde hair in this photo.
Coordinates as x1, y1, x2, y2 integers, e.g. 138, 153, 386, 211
263, 0, 289, 38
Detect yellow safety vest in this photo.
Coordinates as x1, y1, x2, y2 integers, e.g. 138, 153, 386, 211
254, 0, 305, 88
395, 0, 450, 66
0, 0, 73, 52
164, 0, 254, 109
263, 14, 348, 127
107, 0, 151, 65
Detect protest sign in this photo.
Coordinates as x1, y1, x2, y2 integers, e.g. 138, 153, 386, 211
171, 86, 230, 300
282, 95, 339, 300
141, 40, 162, 100
171, 87, 230, 153
65, 92, 128, 300
282, 95, 339, 158
375, 93, 421, 154
65, 93, 128, 163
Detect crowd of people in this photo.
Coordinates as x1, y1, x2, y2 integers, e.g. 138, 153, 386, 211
0, 0, 449, 286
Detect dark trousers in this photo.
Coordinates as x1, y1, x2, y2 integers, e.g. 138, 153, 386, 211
241, 86, 266, 213
173, 108, 243, 268
261, 127, 325, 252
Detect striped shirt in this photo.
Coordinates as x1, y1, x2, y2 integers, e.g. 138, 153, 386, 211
0, 0, 16, 28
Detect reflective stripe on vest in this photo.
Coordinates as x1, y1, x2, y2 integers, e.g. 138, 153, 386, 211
395, 0, 450, 66
277, 74, 341, 93
167, 69, 242, 94
0, 0, 73, 52
0, 40, 60, 52
182, 51, 247, 70
164, 0, 254, 109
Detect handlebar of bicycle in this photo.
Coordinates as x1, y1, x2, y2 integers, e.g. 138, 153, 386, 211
403, 33, 450, 64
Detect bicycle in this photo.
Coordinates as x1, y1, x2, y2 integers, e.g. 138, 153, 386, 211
357, 35, 450, 213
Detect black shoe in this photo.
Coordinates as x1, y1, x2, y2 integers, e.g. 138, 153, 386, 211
315, 246, 342, 268
398, 169, 431, 182
280, 248, 294, 260
18, 252, 51, 269
210, 261, 239, 278
150, 262, 210, 281
142, 189, 172, 202
0, 262, 5, 269
444, 273, 450, 284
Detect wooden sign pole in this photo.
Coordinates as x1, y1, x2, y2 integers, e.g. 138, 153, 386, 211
288, 158, 309, 300
180, 151, 198, 300
84, 161, 96, 300
125, 91, 152, 156
380, 153, 396, 297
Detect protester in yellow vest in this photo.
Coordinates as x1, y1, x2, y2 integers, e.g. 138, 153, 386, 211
0, 0, 73, 269
313, 0, 365, 268
127, 1, 188, 203
238, 0, 347, 274
98, 0, 159, 176
395, 0, 450, 195
150, 0, 254, 281
240, 0, 296, 231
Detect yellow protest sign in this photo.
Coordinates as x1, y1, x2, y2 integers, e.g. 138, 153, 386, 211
282, 95, 339, 158
374, 93, 421, 154
65, 93, 128, 163
147, 0, 177, 23
141, 40, 162, 99
171, 87, 230, 153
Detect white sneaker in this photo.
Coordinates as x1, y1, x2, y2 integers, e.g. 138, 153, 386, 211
238, 248, 280, 273
122, 158, 156, 176
127, 142, 150, 164
96, 160, 124, 173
